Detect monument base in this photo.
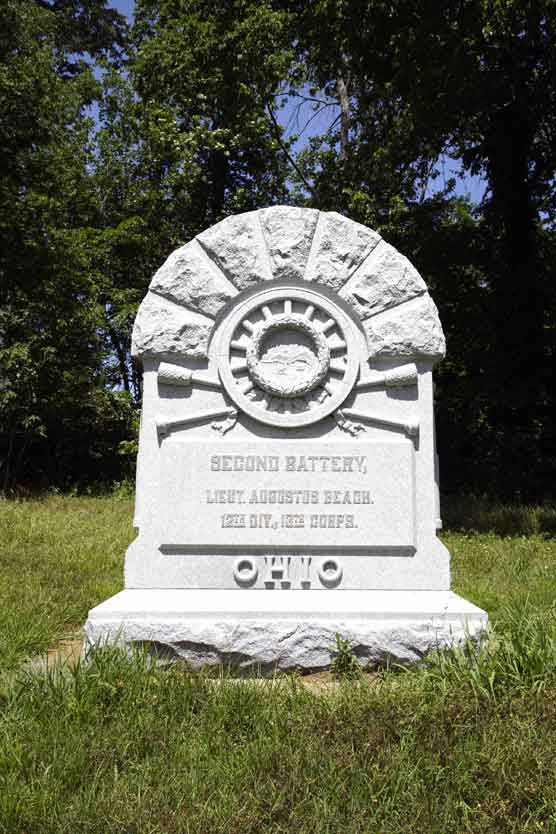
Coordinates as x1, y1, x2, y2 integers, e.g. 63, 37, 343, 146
85, 590, 488, 673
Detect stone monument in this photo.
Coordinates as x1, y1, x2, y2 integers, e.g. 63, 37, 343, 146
85, 207, 487, 670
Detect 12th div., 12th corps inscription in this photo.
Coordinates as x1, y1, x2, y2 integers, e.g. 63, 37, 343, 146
220, 512, 359, 529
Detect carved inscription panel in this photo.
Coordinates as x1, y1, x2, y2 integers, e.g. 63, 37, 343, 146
156, 441, 415, 551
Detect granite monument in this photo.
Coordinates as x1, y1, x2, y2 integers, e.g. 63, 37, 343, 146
85, 207, 487, 670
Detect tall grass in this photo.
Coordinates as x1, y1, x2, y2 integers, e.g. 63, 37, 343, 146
2, 496, 556, 831
421, 602, 556, 699
443, 493, 556, 537
1, 495, 556, 669
2, 621, 556, 833
0, 495, 131, 670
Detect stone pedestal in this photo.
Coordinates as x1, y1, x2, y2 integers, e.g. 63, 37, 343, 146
86, 589, 486, 672
85, 207, 487, 669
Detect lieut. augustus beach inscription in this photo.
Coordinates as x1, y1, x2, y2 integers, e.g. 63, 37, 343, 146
86, 206, 487, 670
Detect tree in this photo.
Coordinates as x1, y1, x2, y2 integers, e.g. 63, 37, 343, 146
284, 0, 556, 498
0, 0, 134, 490
130, 0, 294, 228
89, 0, 295, 403
2, 0, 554, 498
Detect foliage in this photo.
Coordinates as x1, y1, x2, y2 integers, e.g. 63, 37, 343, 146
0, 0, 134, 491
1, 0, 555, 496
330, 633, 362, 680
284, 0, 556, 499
89, 0, 294, 401
130, 0, 293, 226
0, 0, 294, 490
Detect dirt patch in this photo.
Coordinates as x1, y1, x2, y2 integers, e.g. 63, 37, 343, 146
298, 671, 341, 693
23, 639, 380, 694
25, 635, 84, 672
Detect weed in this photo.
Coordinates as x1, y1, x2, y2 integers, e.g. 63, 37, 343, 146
330, 633, 362, 680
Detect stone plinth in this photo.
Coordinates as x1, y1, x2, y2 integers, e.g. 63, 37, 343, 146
86, 590, 487, 672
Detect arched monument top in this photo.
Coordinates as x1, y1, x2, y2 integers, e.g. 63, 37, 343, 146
132, 206, 445, 362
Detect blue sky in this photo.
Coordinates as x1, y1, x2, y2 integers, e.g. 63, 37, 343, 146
110, 0, 134, 18
106, 0, 485, 203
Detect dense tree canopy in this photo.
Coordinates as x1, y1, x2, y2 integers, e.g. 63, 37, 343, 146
0, 0, 134, 490
283, 0, 556, 496
1, 0, 554, 498
92, 0, 293, 395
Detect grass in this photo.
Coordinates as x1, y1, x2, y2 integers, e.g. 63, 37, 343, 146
0, 495, 133, 670
448, 530, 556, 619
1, 494, 556, 833
443, 493, 556, 537
2, 629, 556, 833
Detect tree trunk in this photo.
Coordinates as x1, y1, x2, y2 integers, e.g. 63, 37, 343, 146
208, 148, 229, 223
109, 326, 130, 393
483, 101, 545, 496
337, 75, 350, 162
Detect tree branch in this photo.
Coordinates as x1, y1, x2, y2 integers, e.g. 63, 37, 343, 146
337, 75, 350, 162
284, 92, 337, 107
266, 104, 314, 196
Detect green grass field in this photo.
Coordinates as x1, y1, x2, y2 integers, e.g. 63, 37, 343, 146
1, 495, 556, 833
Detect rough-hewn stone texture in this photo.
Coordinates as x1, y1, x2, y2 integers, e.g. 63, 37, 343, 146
306, 211, 381, 291
149, 239, 236, 317
132, 292, 211, 358
85, 590, 487, 672
259, 206, 319, 281
364, 295, 446, 358
196, 211, 273, 290
340, 241, 427, 319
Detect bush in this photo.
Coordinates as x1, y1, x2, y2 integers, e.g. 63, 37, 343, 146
443, 494, 556, 537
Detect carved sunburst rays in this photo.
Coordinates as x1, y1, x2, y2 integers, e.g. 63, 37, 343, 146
132, 207, 445, 363
227, 297, 349, 417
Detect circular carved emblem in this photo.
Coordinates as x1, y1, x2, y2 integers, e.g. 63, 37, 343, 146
246, 313, 330, 398
214, 285, 360, 428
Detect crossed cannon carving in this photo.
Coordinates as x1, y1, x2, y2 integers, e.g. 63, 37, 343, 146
155, 361, 419, 439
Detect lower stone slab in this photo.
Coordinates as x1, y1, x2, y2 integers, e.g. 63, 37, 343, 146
85, 589, 487, 673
